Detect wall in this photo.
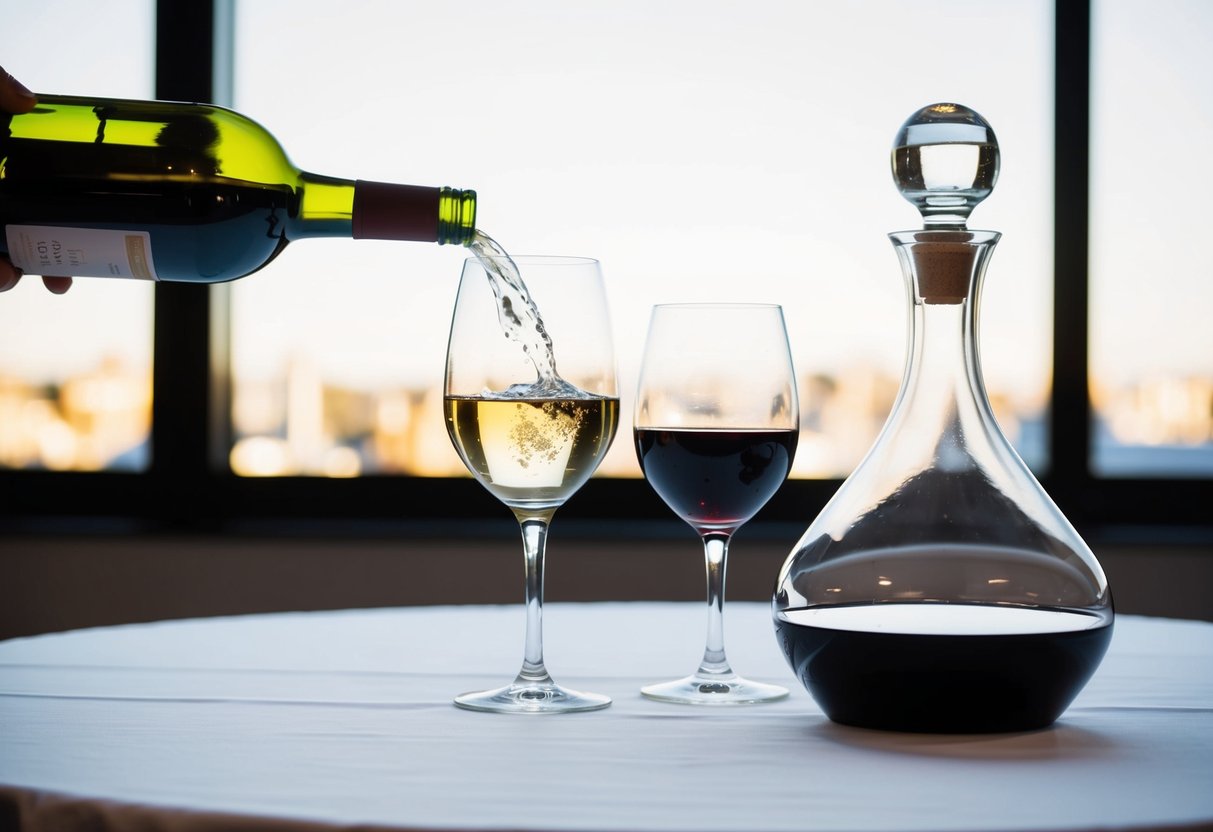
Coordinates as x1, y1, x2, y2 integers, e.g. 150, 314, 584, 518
2, 534, 1210, 640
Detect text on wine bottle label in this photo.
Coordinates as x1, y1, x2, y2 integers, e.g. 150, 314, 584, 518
5, 225, 159, 280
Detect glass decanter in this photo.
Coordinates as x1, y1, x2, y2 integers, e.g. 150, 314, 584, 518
773, 103, 1113, 733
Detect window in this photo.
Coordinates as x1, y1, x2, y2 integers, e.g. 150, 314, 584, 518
226, 0, 1052, 479
1, 0, 1208, 532
1090, 0, 1213, 477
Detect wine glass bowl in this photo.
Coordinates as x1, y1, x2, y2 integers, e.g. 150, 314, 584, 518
444, 252, 619, 713
634, 303, 798, 705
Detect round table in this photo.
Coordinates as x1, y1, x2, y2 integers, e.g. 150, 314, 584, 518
2, 603, 1211, 831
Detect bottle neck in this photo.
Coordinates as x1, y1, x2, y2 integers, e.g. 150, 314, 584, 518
291, 174, 476, 244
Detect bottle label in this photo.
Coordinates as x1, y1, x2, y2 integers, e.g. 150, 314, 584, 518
5, 225, 159, 281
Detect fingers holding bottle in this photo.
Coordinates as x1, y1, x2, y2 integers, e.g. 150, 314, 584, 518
1, 65, 74, 294
0, 65, 37, 114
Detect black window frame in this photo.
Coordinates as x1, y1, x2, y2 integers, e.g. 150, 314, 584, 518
2, 0, 1210, 539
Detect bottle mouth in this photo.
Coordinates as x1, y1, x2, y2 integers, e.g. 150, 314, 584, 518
437, 188, 477, 245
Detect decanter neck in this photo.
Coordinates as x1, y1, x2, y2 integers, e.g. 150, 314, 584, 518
885, 230, 1002, 467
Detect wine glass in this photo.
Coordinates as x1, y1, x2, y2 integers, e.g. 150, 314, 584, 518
444, 253, 619, 713
635, 303, 798, 704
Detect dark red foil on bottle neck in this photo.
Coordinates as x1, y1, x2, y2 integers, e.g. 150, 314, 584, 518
352, 181, 440, 242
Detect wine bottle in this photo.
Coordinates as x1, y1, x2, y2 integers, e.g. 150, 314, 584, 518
0, 95, 476, 282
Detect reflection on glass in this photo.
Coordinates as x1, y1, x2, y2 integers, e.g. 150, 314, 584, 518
1091, 0, 1213, 476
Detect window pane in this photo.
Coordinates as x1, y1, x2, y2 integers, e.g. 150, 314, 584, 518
229, 0, 1051, 478
1091, 0, 1213, 476
0, 1, 155, 472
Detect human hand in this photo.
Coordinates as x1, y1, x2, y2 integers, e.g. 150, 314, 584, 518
1, 66, 73, 294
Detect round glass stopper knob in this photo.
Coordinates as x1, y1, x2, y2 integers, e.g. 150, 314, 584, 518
892, 103, 999, 228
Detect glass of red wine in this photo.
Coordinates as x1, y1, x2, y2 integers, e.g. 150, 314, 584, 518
635, 303, 799, 704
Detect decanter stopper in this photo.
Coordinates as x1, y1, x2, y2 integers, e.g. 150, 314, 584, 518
892, 103, 999, 229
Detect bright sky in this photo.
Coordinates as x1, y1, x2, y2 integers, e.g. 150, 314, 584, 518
1090, 0, 1213, 388
2, 0, 1209, 410
227, 0, 1055, 400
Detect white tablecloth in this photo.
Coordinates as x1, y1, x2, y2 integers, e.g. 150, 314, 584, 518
1, 603, 1211, 832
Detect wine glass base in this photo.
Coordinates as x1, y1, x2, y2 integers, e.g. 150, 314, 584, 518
641, 674, 788, 705
454, 680, 612, 714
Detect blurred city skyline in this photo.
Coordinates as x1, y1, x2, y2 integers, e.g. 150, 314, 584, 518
4, 350, 1211, 479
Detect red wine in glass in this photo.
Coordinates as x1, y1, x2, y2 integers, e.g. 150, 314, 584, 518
635, 427, 797, 532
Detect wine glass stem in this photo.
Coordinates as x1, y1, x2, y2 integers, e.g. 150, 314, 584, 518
516, 516, 554, 684
698, 532, 734, 677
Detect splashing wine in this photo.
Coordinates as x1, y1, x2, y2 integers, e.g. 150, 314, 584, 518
467, 231, 580, 397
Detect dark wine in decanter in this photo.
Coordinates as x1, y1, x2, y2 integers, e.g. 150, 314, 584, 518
773, 103, 1113, 733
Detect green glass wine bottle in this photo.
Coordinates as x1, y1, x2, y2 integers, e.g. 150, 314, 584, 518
0, 95, 476, 282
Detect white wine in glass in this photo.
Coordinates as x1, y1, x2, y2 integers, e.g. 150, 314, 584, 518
444, 249, 618, 713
